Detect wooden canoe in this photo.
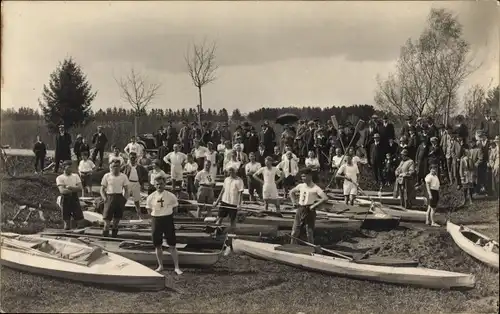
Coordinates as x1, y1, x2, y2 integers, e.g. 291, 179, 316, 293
318, 199, 428, 223
40, 235, 225, 268
446, 221, 499, 269
232, 239, 476, 290
43, 227, 225, 249
0, 233, 165, 291
327, 189, 393, 197
82, 211, 278, 237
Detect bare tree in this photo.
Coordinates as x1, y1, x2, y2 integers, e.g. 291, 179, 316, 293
185, 40, 218, 125
375, 8, 478, 123
115, 68, 161, 137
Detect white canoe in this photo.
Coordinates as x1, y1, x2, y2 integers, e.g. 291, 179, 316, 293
83, 211, 151, 228
447, 221, 499, 269
232, 239, 476, 290
0, 232, 165, 291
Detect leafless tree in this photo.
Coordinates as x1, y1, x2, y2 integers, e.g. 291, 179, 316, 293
375, 8, 478, 124
115, 68, 161, 137
185, 40, 218, 125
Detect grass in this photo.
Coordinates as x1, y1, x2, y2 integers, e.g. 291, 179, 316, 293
1, 161, 499, 313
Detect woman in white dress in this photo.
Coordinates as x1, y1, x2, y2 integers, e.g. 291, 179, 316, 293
205, 142, 218, 178
253, 156, 284, 212
305, 150, 321, 183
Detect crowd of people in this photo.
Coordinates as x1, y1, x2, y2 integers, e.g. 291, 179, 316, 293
43, 111, 499, 275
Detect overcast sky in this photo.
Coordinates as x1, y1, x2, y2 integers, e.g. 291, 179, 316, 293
2, 1, 498, 113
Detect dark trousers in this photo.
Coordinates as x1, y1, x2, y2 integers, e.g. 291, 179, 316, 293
92, 147, 105, 167
372, 163, 383, 185
35, 154, 45, 172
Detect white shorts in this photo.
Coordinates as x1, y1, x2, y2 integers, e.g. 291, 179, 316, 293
128, 182, 142, 202
263, 183, 279, 200
171, 167, 183, 181
343, 181, 358, 196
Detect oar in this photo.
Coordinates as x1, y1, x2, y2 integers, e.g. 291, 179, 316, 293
7, 205, 26, 225
189, 201, 284, 218
288, 234, 353, 261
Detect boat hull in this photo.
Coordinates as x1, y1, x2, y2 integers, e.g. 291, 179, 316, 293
447, 222, 499, 269
0, 234, 165, 291
232, 239, 475, 290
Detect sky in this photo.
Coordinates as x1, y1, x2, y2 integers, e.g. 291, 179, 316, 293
1, 1, 498, 114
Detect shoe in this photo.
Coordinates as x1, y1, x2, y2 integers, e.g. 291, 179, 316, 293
111, 229, 119, 238
102, 230, 110, 237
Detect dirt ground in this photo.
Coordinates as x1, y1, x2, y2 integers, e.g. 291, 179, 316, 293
0, 164, 499, 313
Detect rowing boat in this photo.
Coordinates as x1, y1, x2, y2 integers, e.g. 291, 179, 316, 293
319, 199, 428, 223
232, 239, 476, 289
43, 227, 225, 249
0, 232, 165, 291
349, 194, 427, 207
446, 221, 499, 269
82, 211, 278, 236
41, 235, 226, 268
327, 189, 393, 197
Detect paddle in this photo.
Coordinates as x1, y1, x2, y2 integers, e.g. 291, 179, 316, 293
189, 201, 285, 218
288, 234, 353, 261
74, 236, 180, 250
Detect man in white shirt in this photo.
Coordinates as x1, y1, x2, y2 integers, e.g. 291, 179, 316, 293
245, 152, 263, 202
100, 160, 129, 237
331, 147, 344, 189
289, 168, 328, 244
195, 160, 216, 217
146, 176, 182, 275
424, 164, 440, 227
78, 151, 95, 197
121, 152, 148, 220
108, 145, 125, 168
281, 145, 299, 162
192, 139, 208, 170
124, 136, 144, 159
278, 151, 299, 195
336, 154, 360, 205
214, 167, 244, 228
164, 144, 187, 193
56, 160, 84, 230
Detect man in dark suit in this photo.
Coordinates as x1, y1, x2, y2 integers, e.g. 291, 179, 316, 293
378, 115, 395, 149
364, 121, 378, 159
91, 125, 108, 168
261, 121, 276, 156
55, 124, 72, 173
369, 133, 385, 187
426, 117, 439, 142
400, 116, 413, 138
256, 143, 267, 165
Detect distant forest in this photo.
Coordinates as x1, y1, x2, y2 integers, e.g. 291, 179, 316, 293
1, 104, 379, 126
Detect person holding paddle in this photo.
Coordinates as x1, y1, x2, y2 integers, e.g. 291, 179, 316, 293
253, 156, 284, 213
336, 154, 360, 206
195, 160, 216, 218
289, 168, 328, 244
145, 176, 182, 275
213, 167, 245, 229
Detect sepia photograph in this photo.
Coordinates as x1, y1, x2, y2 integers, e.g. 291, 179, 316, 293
0, 1, 498, 313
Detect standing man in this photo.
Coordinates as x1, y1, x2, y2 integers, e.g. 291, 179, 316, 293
56, 161, 84, 230
121, 152, 148, 219
92, 125, 108, 168
213, 167, 245, 229
379, 115, 395, 149
100, 160, 129, 237
336, 154, 360, 205
253, 156, 284, 213
146, 176, 183, 274
124, 136, 144, 159
33, 135, 47, 174
178, 121, 192, 154
194, 160, 216, 217
395, 149, 416, 209
289, 168, 328, 244
277, 150, 299, 196
261, 121, 276, 157
211, 123, 222, 147
192, 139, 208, 170
368, 133, 385, 187
164, 144, 187, 194
54, 124, 72, 173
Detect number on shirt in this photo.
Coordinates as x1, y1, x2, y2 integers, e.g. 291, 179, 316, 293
207, 175, 212, 182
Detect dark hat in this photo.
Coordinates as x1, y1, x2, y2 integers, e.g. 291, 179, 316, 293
299, 167, 313, 175
373, 133, 381, 139
382, 115, 388, 120
430, 137, 438, 142
400, 149, 409, 156
62, 160, 72, 166
308, 121, 315, 126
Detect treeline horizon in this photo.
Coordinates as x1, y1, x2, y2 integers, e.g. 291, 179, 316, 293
1, 104, 379, 125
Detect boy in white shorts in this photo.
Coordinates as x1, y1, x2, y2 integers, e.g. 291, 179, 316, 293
336, 154, 360, 205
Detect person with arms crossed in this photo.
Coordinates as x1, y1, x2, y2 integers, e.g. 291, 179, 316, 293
146, 176, 183, 275
245, 152, 263, 202
56, 161, 85, 230
124, 136, 144, 159
108, 145, 125, 168
184, 154, 199, 200
336, 154, 360, 206
277, 151, 299, 196
195, 160, 216, 218
253, 156, 284, 213
213, 167, 244, 229
289, 168, 328, 244
100, 160, 129, 237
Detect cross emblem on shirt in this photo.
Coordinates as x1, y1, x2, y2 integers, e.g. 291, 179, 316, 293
157, 198, 164, 207
207, 175, 212, 182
